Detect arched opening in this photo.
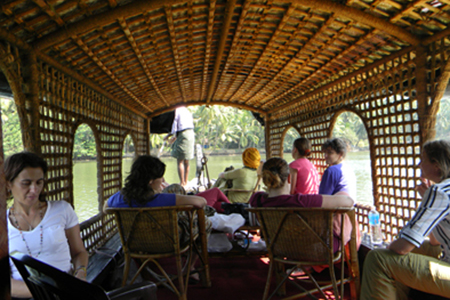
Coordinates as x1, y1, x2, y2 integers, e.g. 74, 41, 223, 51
1, 96, 24, 157
331, 111, 372, 205
282, 126, 301, 158
150, 105, 266, 186
122, 134, 136, 186
72, 123, 98, 222
435, 96, 450, 139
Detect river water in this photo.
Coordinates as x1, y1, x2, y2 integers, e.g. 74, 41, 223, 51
74, 151, 373, 222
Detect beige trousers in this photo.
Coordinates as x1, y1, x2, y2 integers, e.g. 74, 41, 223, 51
360, 241, 450, 300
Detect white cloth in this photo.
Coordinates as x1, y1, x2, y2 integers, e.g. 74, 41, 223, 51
8, 200, 79, 281
399, 178, 450, 263
171, 106, 194, 135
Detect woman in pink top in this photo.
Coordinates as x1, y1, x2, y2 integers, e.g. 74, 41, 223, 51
289, 137, 319, 195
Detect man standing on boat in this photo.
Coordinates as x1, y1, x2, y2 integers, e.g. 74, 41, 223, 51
164, 106, 195, 187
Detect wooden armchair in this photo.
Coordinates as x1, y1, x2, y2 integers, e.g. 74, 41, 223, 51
247, 207, 360, 300
10, 252, 157, 300
106, 206, 211, 300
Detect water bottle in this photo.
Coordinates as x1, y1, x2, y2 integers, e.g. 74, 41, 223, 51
368, 207, 383, 245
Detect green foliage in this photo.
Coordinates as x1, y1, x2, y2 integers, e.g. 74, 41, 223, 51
283, 128, 300, 152
1, 98, 23, 157
436, 97, 450, 140
191, 106, 265, 151
73, 124, 96, 159
1, 98, 450, 160
333, 111, 369, 150
123, 135, 135, 157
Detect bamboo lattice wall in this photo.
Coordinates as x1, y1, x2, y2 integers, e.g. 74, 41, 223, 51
35, 61, 149, 253
1, 0, 450, 259
266, 49, 424, 242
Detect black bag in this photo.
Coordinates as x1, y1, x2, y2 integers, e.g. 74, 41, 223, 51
221, 203, 249, 224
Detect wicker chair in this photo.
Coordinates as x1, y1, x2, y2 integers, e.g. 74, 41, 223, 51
247, 207, 360, 300
10, 252, 157, 300
106, 206, 211, 300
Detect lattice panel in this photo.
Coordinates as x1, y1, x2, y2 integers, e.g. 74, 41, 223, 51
37, 62, 148, 248
267, 50, 422, 242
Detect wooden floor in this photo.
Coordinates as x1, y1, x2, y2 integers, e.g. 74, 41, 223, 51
97, 231, 357, 299
155, 255, 353, 300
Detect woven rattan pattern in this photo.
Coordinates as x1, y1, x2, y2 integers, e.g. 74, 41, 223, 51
1, 0, 446, 115
2, 0, 450, 254
248, 207, 360, 300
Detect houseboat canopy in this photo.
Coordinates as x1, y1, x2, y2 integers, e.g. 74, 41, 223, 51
0, 0, 448, 118
1, 1, 450, 298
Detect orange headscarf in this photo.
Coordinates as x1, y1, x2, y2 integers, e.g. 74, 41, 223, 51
242, 148, 261, 169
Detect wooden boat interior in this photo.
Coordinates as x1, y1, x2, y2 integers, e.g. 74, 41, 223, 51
1, 0, 450, 298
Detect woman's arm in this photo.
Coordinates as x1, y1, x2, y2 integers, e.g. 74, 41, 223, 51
289, 168, 298, 195
176, 195, 207, 208
102, 200, 109, 213
66, 224, 89, 281
11, 278, 32, 298
321, 194, 354, 208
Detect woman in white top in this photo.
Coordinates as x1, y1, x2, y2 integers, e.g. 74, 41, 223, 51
6, 152, 88, 299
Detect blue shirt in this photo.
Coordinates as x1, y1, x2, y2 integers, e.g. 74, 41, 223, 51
107, 191, 176, 208
319, 162, 357, 202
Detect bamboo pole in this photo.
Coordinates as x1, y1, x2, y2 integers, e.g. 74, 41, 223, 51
415, 45, 435, 143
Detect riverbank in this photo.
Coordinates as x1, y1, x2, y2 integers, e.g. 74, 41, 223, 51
152, 148, 267, 158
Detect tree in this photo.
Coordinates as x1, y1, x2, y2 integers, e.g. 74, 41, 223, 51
123, 135, 135, 157
73, 124, 96, 160
283, 128, 300, 152
1, 97, 23, 157
333, 111, 368, 149
436, 97, 450, 140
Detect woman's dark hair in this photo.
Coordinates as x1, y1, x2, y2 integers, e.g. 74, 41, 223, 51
4, 151, 48, 202
322, 138, 348, 158
261, 157, 289, 189
293, 137, 312, 157
121, 155, 166, 205
423, 139, 450, 181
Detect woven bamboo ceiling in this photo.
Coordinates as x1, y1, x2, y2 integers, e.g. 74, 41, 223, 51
1, 0, 449, 118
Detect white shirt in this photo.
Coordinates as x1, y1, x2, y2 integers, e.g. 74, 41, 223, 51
8, 200, 79, 280
171, 106, 194, 135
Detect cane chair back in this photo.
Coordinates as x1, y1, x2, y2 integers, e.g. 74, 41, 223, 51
106, 206, 210, 300
10, 252, 157, 300
247, 207, 360, 300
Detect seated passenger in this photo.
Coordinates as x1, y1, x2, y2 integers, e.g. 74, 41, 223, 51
214, 147, 261, 203
289, 137, 319, 195
360, 140, 450, 300
105, 155, 206, 209
319, 138, 357, 202
249, 157, 355, 253
6, 152, 88, 299
163, 184, 230, 213
105, 155, 208, 283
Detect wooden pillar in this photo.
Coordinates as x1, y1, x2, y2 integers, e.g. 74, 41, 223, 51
21, 53, 41, 154
145, 118, 151, 155
415, 45, 434, 143
264, 115, 271, 158
0, 107, 10, 300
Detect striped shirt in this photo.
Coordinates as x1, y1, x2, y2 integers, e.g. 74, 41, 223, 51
399, 178, 450, 263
